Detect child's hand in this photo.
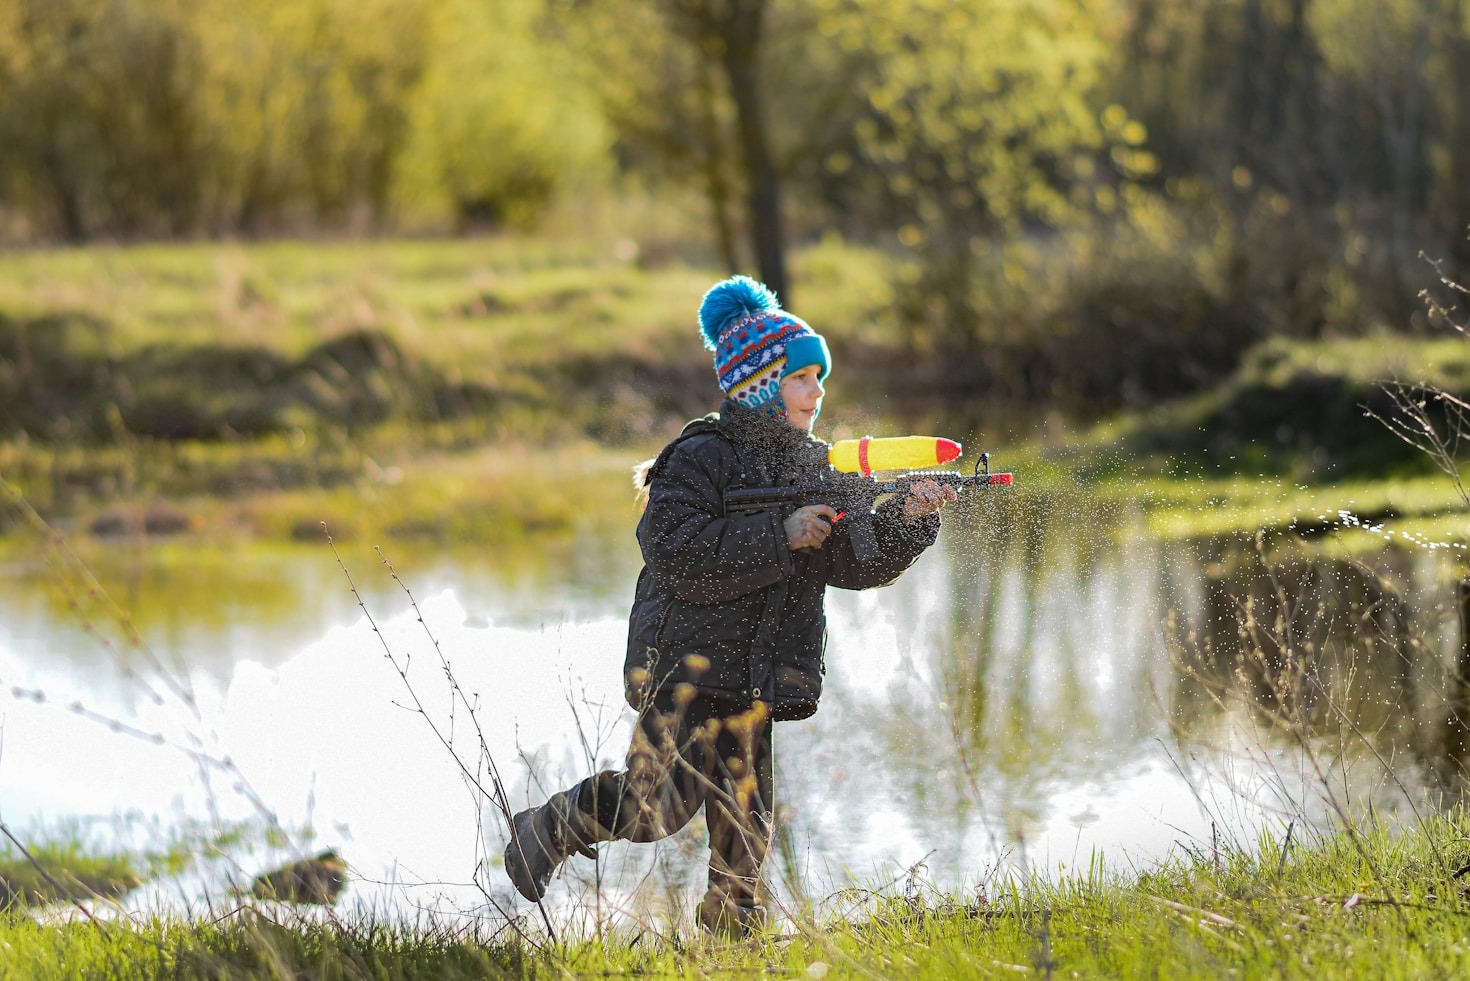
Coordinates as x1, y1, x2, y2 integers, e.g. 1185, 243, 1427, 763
901, 479, 958, 525
784, 504, 840, 550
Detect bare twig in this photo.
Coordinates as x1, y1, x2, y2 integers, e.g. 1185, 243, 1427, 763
325, 529, 554, 946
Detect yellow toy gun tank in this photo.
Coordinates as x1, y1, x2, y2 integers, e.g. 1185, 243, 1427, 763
828, 436, 963, 476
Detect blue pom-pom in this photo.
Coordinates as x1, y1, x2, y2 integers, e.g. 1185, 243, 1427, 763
698, 275, 779, 349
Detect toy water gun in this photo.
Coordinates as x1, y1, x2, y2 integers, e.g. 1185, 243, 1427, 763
724, 435, 1013, 561
830, 435, 962, 476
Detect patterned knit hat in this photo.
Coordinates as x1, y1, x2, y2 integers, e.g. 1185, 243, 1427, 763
697, 275, 831, 420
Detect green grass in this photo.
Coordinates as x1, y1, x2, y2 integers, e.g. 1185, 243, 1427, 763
3, 812, 1469, 978
0, 436, 646, 545
0, 235, 913, 544
0, 235, 893, 397
0, 914, 531, 980
1092, 332, 1470, 482
0, 240, 721, 447
965, 435, 1468, 554
0, 238, 646, 354
0, 836, 141, 911
0, 817, 320, 919
1104, 471, 1467, 546
3, 236, 1469, 551
0, 234, 897, 351
986, 330, 1470, 548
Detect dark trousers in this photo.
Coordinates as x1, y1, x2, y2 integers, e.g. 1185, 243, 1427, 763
574, 692, 774, 911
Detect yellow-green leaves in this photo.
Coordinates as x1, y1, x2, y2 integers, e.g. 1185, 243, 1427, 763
0, 0, 611, 237
396, 0, 609, 230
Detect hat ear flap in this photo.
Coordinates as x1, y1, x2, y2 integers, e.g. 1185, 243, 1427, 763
698, 275, 779, 349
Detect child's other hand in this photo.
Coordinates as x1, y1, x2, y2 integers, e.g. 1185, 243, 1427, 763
784, 504, 839, 550
901, 479, 958, 525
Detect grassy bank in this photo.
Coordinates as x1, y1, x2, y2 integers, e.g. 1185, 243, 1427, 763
0, 237, 903, 543
1, 237, 1467, 548
0, 236, 897, 447
3, 811, 1469, 978
1018, 330, 1470, 546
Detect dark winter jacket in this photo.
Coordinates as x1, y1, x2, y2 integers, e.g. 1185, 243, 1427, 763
623, 399, 941, 721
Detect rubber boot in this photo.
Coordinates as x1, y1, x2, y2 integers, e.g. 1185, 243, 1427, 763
697, 891, 767, 939
698, 805, 769, 939
503, 788, 601, 902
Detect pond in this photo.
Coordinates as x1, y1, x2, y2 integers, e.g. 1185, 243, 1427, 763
0, 466, 1464, 931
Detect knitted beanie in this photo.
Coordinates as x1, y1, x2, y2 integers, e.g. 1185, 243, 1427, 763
697, 275, 831, 420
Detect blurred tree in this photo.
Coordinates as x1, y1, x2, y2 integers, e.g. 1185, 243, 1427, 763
1313, 0, 1467, 297
0, 0, 202, 239
1441, 2, 1470, 267
396, 0, 608, 231
813, 0, 1115, 351
564, 0, 744, 270
187, 0, 436, 233
1102, 0, 1327, 341
0, 0, 600, 238
704, 0, 788, 298
570, 0, 886, 301
572, 0, 806, 298
575, 0, 1110, 321
1108, 0, 1470, 334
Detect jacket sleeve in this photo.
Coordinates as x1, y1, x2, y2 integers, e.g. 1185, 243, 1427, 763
820, 495, 940, 590
638, 435, 795, 604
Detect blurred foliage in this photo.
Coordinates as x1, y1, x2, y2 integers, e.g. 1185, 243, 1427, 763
1102, 0, 1470, 334
0, 820, 142, 909
0, 0, 1467, 412
1109, 333, 1470, 480
0, 0, 604, 237
0, 815, 330, 914
395, 0, 608, 231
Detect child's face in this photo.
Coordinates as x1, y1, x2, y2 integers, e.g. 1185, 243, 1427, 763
779, 364, 825, 431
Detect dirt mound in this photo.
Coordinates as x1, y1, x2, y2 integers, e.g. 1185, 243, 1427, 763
0, 315, 499, 443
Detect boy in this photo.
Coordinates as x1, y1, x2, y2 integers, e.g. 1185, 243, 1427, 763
504, 275, 955, 935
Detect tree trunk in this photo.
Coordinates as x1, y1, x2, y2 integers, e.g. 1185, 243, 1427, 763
695, 58, 741, 274
718, 0, 789, 302
41, 151, 87, 243
1439, 0, 1470, 266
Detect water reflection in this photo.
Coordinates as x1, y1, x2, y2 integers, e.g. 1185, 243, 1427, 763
0, 483, 1463, 927
779, 489, 1463, 895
